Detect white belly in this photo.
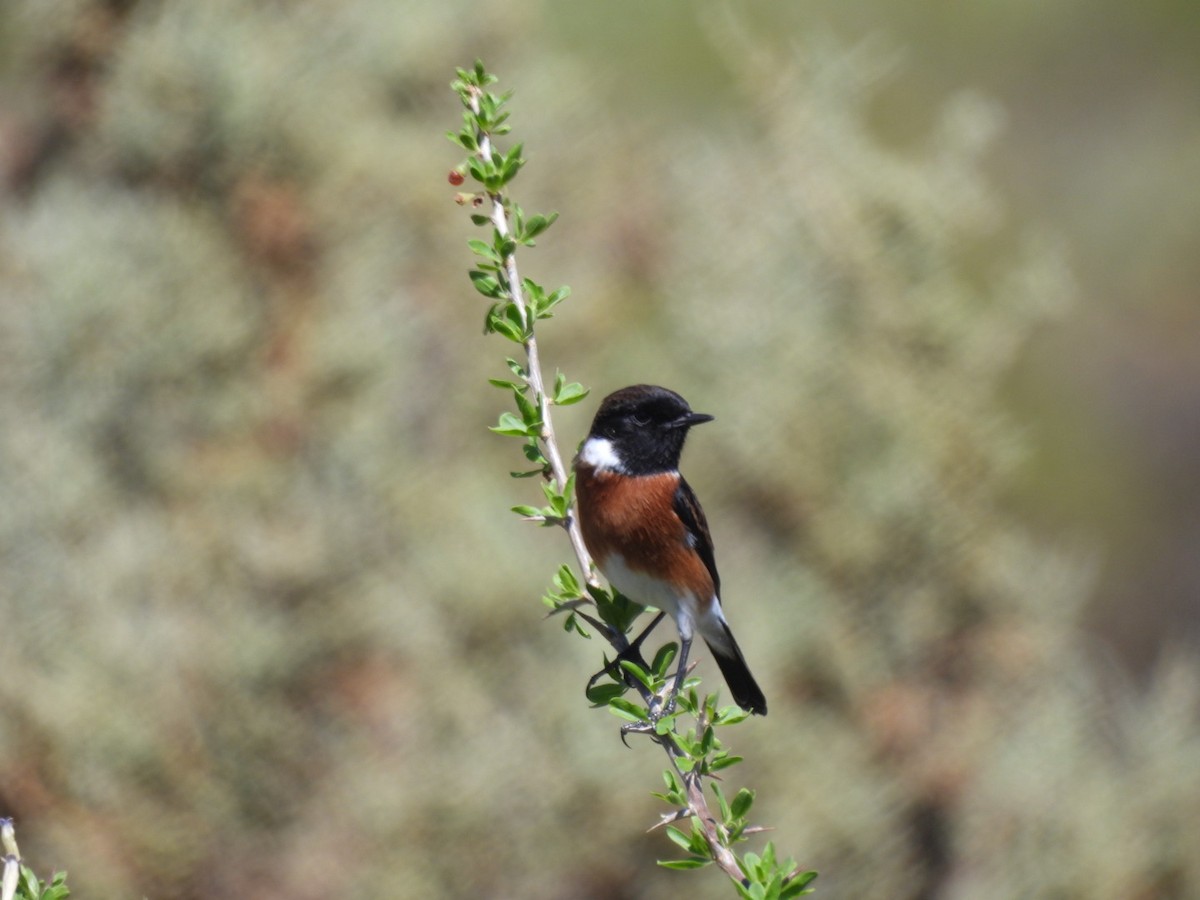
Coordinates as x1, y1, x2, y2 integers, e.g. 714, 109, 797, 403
601, 553, 697, 641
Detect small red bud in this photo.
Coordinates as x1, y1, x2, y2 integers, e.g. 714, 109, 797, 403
448, 170, 465, 186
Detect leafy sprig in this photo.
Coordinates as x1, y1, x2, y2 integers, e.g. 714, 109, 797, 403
1, 819, 70, 900
450, 60, 814, 896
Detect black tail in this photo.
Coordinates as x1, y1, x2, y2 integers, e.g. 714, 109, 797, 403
705, 623, 767, 716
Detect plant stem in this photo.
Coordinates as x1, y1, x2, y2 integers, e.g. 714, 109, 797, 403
467, 85, 597, 585
464, 76, 753, 888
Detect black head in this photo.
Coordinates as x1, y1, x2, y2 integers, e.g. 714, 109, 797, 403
583, 384, 713, 475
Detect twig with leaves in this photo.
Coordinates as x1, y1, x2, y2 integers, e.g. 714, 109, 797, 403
448, 61, 815, 898
0, 818, 70, 900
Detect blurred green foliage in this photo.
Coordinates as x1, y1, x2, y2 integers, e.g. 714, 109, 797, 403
0, 2, 1197, 899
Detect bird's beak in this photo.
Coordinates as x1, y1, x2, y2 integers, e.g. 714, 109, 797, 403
673, 412, 714, 428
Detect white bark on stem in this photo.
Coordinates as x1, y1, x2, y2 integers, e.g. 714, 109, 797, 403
468, 87, 597, 585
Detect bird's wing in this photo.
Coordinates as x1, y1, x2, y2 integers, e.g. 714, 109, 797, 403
673, 476, 720, 597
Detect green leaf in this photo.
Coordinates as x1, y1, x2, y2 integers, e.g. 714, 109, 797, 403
554, 564, 581, 595
731, 787, 755, 820
484, 309, 528, 345
687, 822, 711, 854
592, 586, 645, 634
781, 871, 819, 898
661, 768, 685, 796
664, 826, 694, 852
711, 782, 731, 819
477, 92, 496, 121
618, 659, 652, 689
540, 475, 571, 518
512, 386, 540, 425
716, 708, 751, 726
709, 753, 744, 771
762, 842, 779, 870
673, 731, 700, 758
522, 278, 545, 313
500, 302, 529, 340
554, 380, 589, 406
467, 238, 500, 262
467, 156, 489, 184
657, 858, 710, 871
607, 697, 648, 722
651, 642, 678, 677
511, 505, 542, 517
501, 160, 524, 186
490, 412, 532, 436
558, 611, 580, 635
487, 313, 524, 343
521, 439, 548, 465
537, 285, 571, 318
585, 682, 627, 705
19, 865, 41, 896
500, 142, 525, 184
469, 270, 504, 298
520, 211, 559, 244
654, 711, 683, 734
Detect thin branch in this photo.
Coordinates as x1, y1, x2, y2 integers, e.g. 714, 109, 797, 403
686, 769, 745, 881
467, 85, 598, 586
462, 74, 753, 891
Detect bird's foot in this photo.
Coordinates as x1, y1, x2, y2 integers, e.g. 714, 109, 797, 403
618, 689, 681, 746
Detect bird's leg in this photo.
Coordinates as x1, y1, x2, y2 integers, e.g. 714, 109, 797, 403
619, 635, 693, 741
586, 611, 667, 694
660, 634, 691, 717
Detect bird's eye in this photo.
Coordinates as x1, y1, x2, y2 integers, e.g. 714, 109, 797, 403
630, 414, 650, 427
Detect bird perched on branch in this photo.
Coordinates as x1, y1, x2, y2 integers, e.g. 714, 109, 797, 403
573, 384, 767, 719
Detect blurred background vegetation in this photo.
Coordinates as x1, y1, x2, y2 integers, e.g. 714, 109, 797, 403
1, 1, 1197, 898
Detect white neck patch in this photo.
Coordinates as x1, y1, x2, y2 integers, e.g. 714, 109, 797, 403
578, 436, 625, 473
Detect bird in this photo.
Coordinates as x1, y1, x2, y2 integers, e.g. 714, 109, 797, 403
572, 384, 767, 718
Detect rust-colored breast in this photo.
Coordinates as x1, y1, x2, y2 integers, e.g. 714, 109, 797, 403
575, 463, 714, 603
